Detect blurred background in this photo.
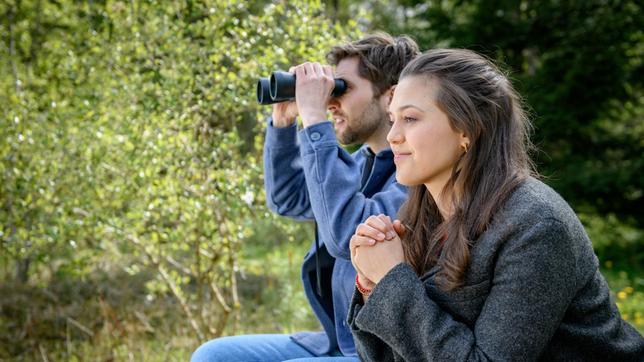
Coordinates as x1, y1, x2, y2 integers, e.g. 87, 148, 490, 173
1, 0, 642, 360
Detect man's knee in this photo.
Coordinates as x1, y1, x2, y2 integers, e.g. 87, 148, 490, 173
191, 336, 245, 362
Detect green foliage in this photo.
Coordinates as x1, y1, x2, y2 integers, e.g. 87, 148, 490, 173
343, 0, 644, 223
580, 212, 643, 267
1, 0, 359, 359
602, 267, 644, 333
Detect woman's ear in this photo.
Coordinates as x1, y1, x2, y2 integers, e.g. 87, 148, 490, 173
460, 134, 471, 153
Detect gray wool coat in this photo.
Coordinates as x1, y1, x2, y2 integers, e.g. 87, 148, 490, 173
347, 178, 644, 361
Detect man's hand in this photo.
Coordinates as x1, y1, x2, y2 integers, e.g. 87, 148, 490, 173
293, 62, 335, 127
272, 101, 299, 128
271, 67, 299, 128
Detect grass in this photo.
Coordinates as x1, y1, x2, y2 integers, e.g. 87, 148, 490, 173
601, 265, 644, 332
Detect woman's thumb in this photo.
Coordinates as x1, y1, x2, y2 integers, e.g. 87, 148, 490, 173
393, 220, 406, 237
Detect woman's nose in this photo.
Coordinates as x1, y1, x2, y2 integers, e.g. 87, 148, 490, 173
387, 122, 403, 144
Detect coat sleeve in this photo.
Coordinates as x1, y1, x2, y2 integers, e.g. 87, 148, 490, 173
348, 218, 579, 361
263, 118, 314, 221
298, 122, 408, 261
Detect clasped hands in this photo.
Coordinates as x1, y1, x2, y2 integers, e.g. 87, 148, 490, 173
350, 214, 406, 290
272, 62, 335, 128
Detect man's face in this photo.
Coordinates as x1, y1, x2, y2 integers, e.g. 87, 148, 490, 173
328, 57, 388, 145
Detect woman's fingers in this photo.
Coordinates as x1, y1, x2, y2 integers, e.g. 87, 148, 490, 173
356, 222, 387, 242
365, 215, 387, 229
350, 236, 361, 272
379, 214, 392, 224
351, 233, 377, 247
369, 214, 396, 240
350, 234, 369, 250
393, 219, 406, 237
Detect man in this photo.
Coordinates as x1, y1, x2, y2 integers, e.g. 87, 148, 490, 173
192, 33, 419, 361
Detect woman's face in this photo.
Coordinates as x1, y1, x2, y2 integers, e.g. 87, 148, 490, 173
387, 76, 469, 190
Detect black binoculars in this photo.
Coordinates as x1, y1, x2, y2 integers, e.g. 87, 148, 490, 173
257, 71, 347, 105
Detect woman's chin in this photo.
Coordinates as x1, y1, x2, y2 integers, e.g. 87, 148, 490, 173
395, 174, 418, 187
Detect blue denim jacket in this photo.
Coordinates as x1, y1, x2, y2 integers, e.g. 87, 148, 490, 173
263, 120, 407, 356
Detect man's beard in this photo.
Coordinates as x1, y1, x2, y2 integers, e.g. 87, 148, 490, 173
337, 98, 387, 145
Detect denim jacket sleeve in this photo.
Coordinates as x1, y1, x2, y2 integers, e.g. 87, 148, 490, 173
263, 118, 315, 221
298, 122, 407, 261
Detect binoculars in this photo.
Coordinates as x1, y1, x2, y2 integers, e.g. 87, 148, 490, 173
257, 71, 347, 105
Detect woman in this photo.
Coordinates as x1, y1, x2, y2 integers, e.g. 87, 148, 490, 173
347, 49, 643, 361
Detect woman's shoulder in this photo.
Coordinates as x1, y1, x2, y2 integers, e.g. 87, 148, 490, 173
502, 176, 579, 226
490, 176, 598, 275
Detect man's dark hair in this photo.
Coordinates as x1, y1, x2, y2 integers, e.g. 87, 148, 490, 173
326, 32, 421, 96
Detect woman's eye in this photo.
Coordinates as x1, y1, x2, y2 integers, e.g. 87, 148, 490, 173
389, 116, 416, 125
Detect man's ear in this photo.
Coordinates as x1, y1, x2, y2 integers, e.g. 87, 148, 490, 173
381, 85, 396, 108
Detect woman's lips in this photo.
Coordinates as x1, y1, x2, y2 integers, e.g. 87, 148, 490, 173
394, 153, 411, 161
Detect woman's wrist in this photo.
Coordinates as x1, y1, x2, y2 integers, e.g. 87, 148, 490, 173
355, 275, 372, 296
360, 273, 376, 288
356, 274, 376, 294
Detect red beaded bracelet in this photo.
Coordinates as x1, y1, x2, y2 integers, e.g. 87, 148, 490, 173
355, 275, 372, 296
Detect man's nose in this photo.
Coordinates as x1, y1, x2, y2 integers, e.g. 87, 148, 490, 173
327, 98, 339, 112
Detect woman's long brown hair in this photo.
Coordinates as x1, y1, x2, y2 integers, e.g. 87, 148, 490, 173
397, 49, 536, 290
